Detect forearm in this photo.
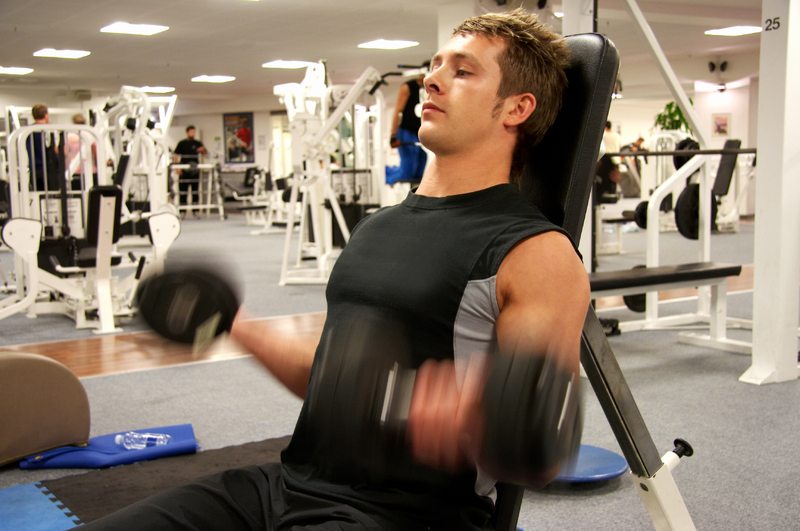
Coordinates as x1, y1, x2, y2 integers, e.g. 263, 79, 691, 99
230, 314, 317, 399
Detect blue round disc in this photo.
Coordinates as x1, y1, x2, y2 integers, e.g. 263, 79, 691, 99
555, 444, 629, 483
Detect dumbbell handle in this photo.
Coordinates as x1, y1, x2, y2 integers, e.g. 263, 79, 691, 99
380, 363, 417, 427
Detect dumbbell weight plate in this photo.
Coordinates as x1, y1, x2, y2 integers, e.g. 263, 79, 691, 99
136, 267, 240, 344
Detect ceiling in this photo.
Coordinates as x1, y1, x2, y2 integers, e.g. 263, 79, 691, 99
0, 0, 764, 113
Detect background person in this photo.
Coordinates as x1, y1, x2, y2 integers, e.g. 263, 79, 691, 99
25, 103, 59, 191
173, 125, 207, 207
386, 69, 428, 185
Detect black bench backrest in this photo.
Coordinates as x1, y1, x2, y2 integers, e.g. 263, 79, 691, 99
712, 138, 741, 197
493, 33, 619, 531
86, 185, 123, 246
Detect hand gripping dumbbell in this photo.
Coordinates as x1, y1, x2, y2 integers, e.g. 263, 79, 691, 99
305, 308, 583, 486
135, 266, 241, 347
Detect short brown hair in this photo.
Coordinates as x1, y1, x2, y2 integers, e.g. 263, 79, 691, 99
31, 104, 49, 121
453, 9, 570, 177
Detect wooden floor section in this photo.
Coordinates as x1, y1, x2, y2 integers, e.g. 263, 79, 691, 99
2, 266, 754, 378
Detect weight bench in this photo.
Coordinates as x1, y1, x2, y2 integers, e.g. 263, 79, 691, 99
590, 262, 751, 353
493, 33, 698, 530
591, 260, 753, 353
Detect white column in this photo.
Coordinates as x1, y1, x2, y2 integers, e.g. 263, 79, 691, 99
740, 0, 799, 385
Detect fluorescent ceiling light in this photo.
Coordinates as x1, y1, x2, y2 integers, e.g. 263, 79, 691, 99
191, 75, 236, 83
101, 22, 169, 36
33, 48, 91, 59
140, 86, 175, 93
358, 39, 419, 50
0, 66, 34, 75
704, 25, 761, 37
262, 60, 316, 69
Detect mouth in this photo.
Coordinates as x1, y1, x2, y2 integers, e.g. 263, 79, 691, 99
422, 102, 443, 113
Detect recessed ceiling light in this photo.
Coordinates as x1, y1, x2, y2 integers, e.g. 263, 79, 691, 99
191, 75, 236, 83
0, 66, 34, 75
101, 22, 169, 36
33, 48, 91, 59
140, 86, 175, 93
553, 11, 564, 18
262, 60, 317, 69
358, 39, 419, 50
704, 25, 761, 37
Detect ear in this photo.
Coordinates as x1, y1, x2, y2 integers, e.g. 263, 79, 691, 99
503, 93, 536, 128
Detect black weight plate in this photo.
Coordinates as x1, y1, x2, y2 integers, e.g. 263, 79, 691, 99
675, 183, 718, 240
634, 201, 648, 229
622, 265, 647, 313
136, 268, 240, 343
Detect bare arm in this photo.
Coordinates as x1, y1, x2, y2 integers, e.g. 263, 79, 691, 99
407, 231, 589, 477
391, 83, 410, 138
230, 311, 318, 399
495, 231, 589, 375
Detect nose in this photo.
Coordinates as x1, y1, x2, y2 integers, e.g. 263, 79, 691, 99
423, 69, 441, 96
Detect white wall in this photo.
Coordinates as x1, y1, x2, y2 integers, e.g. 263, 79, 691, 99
606, 97, 667, 146
694, 83, 755, 215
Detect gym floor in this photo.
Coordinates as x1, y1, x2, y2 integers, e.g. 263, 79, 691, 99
3, 213, 798, 531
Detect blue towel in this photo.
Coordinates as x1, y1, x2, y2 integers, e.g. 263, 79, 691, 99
19, 424, 198, 469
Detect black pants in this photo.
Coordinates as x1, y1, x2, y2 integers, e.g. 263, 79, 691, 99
180, 170, 200, 206
77, 463, 494, 530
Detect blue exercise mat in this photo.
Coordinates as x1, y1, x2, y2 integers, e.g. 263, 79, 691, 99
0, 483, 81, 531
18, 424, 198, 469
555, 444, 629, 483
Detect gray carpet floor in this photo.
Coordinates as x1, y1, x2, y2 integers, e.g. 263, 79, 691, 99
1, 335, 798, 529
2, 213, 799, 530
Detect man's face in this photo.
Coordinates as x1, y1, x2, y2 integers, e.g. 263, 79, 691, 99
418, 33, 507, 156
187, 128, 196, 139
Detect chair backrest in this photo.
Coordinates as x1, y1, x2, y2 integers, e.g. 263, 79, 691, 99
493, 33, 619, 531
521, 33, 620, 243
86, 185, 123, 246
712, 138, 741, 197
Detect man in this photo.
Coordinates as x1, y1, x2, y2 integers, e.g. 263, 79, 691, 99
173, 125, 207, 207
86, 9, 588, 530
25, 103, 58, 191
386, 69, 428, 184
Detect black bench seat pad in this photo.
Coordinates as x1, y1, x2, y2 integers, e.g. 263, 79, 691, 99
590, 262, 742, 292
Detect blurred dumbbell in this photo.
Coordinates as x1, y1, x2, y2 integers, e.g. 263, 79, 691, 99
305, 307, 583, 485
135, 266, 241, 347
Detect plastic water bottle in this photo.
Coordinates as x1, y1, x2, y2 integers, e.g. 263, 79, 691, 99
114, 431, 171, 450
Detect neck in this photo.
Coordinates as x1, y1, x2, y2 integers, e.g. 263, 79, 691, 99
416, 144, 513, 197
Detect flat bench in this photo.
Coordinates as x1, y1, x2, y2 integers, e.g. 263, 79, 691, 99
589, 261, 750, 354
590, 262, 742, 297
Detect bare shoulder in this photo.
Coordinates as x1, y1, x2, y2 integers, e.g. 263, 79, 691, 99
495, 231, 588, 370
496, 230, 588, 309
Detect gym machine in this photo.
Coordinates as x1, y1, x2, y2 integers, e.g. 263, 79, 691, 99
1, 122, 179, 333
95, 86, 178, 235
274, 63, 386, 285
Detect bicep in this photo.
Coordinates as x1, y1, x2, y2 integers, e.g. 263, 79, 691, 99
495, 232, 589, 373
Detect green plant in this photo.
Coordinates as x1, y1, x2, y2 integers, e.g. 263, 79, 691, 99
654, 100, 693, 133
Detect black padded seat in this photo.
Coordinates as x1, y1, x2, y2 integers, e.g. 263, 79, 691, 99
590, 262, 742, 292
75, 247, 123, 268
